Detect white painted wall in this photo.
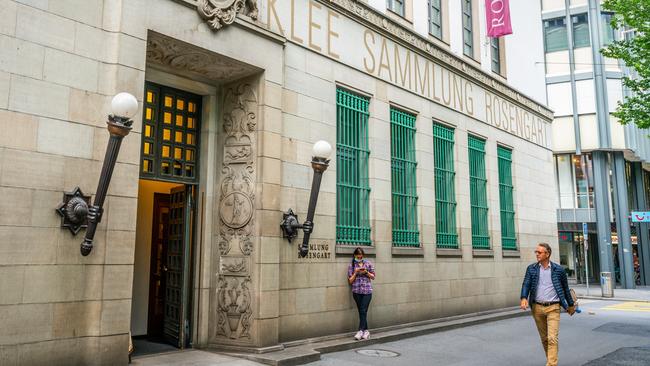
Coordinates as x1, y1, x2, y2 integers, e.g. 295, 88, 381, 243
575, 79, 596, 114
412, 0, 429, 36
368, 0, 387, 12
505, 0, 548, 104
448, 0, 463, 56
547, 82, 573, 117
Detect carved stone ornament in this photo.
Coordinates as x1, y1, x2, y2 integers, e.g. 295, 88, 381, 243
216, 275, 253, 339
220, 256, 247, 275
218, 83, 257, 257
146, 32, 259, 84
197, 0, 258, 31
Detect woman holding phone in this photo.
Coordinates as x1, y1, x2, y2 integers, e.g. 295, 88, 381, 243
347, 247, 375, 340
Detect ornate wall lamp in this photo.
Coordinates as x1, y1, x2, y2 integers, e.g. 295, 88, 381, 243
280, 140, 332, 257
56, 92, 139, 256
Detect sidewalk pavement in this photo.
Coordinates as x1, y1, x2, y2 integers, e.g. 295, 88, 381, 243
132, 307, 528, 366
572, 284, 650, 302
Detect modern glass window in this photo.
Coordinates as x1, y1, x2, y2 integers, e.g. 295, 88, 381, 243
497, 146, 517, 250
429, 0, 442, 39
490, 37, 501, 74
572, 13, 590, 48
140, 82, 201, 184
574, 154, 594, 208
387, 0, 405, 16
433, 123, 457, 248
544, 17, 568, 52
336, 88, 371, 246
555, 154, 594, 209
468, 136, 489, 249
601, 13, 616, 46
462, 0, 473, 57
556, 154, 574, 208
391, 108, 419, 247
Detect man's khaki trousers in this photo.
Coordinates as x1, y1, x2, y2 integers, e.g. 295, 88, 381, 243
532, 303, 561, 366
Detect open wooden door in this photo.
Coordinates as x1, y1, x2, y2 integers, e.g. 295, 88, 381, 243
163, 185, 193, 348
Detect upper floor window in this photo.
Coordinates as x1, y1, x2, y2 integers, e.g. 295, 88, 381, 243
387, 0, 405, 17
462, 0, 473, 57
490, 37, 501, 74
601, 12, 616, 46
544, 13, 593, 53
544, 17, 568, 52
429, 0, 442, 39
572, 13, 590, 48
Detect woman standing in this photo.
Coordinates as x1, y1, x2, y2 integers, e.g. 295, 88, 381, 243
347, 247, 375, 340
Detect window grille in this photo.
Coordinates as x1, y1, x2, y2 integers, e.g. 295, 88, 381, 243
336, 88, 371, 246
391, 108, 419, 247
433, 123, 457, 248
498, 146, 517, 250
468, 135, 489, 249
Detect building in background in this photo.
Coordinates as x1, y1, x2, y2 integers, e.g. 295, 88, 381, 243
541, 0, 650, 288
0, 0, 555, 364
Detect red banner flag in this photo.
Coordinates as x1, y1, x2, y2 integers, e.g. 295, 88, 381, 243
485, 0, 513, 38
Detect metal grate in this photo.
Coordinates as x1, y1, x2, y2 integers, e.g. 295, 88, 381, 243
468, 135, 490, 249
498, 146, 517, 250
391, 108, 419, 247
433, 123, 457, 248
141, 83, 201, 184
336, 88, 371, 246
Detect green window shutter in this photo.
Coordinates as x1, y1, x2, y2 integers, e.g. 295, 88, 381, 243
433, 123, 457, 248
468, 136, 490, 249
336, 88, 371, 246
391, 108, 419, 247
498, 146, 517, 250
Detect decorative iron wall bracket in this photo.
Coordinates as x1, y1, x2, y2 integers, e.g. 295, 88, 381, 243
280, 155, 330, 258
56, 187, 91, 235
54, 93, 137, 256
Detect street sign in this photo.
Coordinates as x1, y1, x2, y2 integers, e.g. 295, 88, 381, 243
631, 211, 650, 222
582, 222, 588, 236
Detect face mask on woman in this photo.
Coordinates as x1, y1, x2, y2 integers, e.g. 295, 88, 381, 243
354, 257, 362, 263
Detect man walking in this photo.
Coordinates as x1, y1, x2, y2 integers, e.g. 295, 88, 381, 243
520, 243, 575, 366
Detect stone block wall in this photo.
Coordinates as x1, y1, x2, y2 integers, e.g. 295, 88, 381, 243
274, 43, 556, 342
0, 1, 145, 364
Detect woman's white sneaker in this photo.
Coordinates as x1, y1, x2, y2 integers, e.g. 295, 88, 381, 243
361, 330, 370, 340
354, 330, 363, 340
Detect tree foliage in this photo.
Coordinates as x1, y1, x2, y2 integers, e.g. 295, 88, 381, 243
601, 0, 650, 128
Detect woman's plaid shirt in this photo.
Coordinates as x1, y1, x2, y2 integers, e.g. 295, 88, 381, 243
347, 260, 375, 294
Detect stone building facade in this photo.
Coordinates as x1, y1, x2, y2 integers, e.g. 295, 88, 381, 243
0, 0, 554, 364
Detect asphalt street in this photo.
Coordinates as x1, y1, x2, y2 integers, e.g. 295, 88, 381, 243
307, 300, 650, 366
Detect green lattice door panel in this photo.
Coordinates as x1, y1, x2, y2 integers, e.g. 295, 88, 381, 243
164, 185, 188, 348
141, 83, 201, 184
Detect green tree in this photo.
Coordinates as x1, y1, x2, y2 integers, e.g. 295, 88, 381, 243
601, 0, 650, 128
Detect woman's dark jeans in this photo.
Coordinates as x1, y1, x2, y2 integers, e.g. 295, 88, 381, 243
352, 293, 372, 331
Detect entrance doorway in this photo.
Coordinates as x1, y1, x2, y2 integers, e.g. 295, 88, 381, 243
131, 83, 202, 355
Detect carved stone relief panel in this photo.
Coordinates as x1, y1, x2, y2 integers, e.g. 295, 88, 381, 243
214, 80, 258, 342
197, 0, 259, 31
216, 275, 253, 339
